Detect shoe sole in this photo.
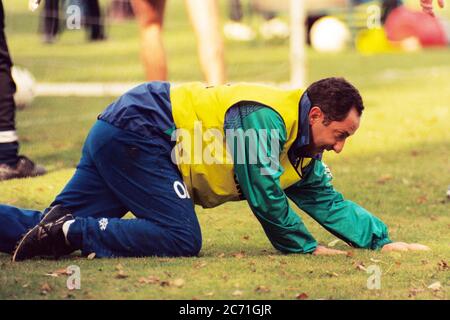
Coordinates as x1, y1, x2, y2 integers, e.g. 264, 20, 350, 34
11, 224, 39, 262
11, 205, 70, 262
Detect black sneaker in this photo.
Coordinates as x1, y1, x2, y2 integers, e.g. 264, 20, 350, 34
12, 205, 75, 262
0, 155, 46, 181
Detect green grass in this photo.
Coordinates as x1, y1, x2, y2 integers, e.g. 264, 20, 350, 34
0, 0, 449, 300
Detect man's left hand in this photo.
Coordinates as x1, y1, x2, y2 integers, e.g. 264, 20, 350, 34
381, 242, 431, 252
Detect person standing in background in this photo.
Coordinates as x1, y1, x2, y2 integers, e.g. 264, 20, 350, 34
41, 0, 106, 43
0, 0, 46, 180
131, 0, 226, 85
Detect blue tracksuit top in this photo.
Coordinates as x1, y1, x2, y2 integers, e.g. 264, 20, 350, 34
99, 82, 176, 137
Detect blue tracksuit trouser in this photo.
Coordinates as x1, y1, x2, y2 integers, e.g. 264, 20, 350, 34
0, 120, 202, 258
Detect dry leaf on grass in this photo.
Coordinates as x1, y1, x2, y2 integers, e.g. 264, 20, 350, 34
143, 277, 185, 288
326, 271, 339, 277
160, 280, 171, 287
172, 278, 185, 288
87, 252, 96, 260
437, 260, 448, 271
194, 262, 207, 269
255, 285, 270, 293
138, 275, 160, 285
138, 277, 148, 284
416, 195, 428, 204
45, 268, 71, 277
355, 262, 367, 271
232, 290, 243, 297
115, 264, 124, 271
408, 287, 424, 298
377, 175, 392, 184
296, 292, 309, 300
40, 283, 52, 295
116, 270, 128, 279
427, 281, 442, 291
232, 252, 245, 259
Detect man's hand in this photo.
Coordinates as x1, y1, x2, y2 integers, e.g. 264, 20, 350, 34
421, 0, 445, 17
312, 245, 347, 256
381, 242, 431, 252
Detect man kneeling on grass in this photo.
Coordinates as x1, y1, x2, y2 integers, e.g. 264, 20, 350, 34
1, 77, 429, 261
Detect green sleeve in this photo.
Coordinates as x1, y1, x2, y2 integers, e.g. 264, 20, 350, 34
285, 160, 392, 250
226, 107, 317, 254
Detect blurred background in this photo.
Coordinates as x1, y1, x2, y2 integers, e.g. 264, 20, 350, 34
5, 0, 450, 84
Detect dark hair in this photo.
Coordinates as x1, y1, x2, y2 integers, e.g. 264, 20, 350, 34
306, 77, 364, 125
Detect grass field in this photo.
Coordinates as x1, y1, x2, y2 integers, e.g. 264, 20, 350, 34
0, 1, 449, 300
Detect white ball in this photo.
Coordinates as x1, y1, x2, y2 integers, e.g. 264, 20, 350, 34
310, 17, 351, 53
11, 66, 36, 110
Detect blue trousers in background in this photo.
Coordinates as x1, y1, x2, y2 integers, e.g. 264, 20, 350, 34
0, 120, 202, 257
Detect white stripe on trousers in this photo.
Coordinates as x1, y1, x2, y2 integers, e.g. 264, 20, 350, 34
0, 130, 18, 143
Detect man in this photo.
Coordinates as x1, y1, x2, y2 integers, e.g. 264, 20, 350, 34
0, 0, 46, 181
1, 77, 428, 261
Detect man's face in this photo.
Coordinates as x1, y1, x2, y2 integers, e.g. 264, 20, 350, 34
305, 106, 360, 157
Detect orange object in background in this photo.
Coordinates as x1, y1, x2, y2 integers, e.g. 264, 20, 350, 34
384, 6, 447, 47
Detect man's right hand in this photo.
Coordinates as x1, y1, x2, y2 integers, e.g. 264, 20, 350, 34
312, 245, 347, 256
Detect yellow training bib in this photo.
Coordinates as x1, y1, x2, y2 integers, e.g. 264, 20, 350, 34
170, 83, 311, 208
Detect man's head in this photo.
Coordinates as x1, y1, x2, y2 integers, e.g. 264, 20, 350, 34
303, 77, 364, 157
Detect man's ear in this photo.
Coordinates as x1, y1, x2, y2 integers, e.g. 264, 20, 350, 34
309, 106, 323, 125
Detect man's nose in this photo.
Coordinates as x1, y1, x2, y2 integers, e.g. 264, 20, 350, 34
333, 140, 345, 153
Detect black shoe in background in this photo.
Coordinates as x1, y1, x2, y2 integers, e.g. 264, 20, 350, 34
0, 155, 46, 181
